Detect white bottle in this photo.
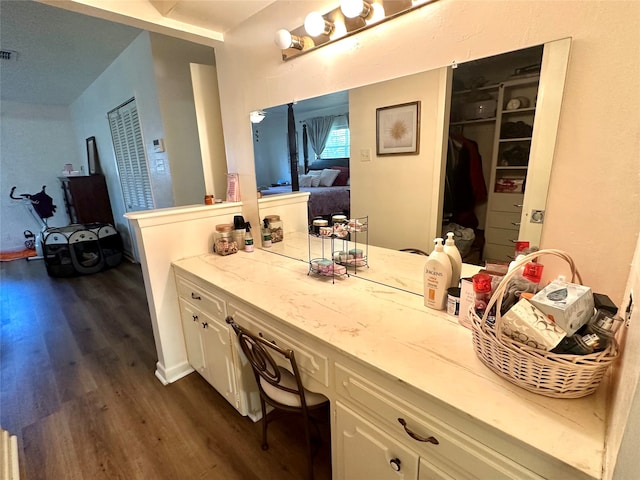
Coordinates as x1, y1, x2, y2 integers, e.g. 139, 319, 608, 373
424, 238, 453, 310
443, 232, 462, 288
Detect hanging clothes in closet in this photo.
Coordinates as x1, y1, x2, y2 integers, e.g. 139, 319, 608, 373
443, 134, 487, 229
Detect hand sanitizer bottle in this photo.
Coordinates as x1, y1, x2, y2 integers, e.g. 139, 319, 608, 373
443, 232, 462, 288
424, 238, 453, 310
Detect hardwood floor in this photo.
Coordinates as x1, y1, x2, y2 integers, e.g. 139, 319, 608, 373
0, 259, 331, 479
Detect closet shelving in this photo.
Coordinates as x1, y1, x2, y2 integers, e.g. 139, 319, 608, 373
483, 75, 540, 261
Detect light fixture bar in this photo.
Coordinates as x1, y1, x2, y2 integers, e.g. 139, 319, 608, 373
276, 0, 439, 61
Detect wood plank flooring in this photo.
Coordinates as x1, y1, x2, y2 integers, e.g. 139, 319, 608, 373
0, 259, 331, 479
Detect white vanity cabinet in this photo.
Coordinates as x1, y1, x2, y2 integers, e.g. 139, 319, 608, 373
333, 363, 545, 480
172, 252, 605, 480
176, 275, 244, 412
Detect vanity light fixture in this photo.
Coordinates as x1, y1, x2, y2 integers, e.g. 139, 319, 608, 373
250, 110, 266, 124
304, 11, 334, 37
340, 0, 372, 19
276, 0, 439, 61
274, 29, 305, 50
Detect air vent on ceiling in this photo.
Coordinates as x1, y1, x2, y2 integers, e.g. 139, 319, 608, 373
0, 50, 18, 61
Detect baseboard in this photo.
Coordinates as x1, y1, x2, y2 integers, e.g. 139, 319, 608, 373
155, 360, 194, 385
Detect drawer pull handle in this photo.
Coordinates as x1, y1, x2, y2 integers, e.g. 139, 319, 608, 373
389, 458, 401, 472
202, 322, 208, 329
511, 222, 521, 227
191, 292, 202, 300
398, 418, 439, 445
192, 315, 198, 322
513, 204, 523, 208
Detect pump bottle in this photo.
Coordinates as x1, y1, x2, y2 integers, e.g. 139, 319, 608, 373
424, 238, 453, 310
443, 232, 462, 288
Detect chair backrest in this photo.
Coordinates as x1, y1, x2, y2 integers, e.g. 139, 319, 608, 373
226, 317, 308, 407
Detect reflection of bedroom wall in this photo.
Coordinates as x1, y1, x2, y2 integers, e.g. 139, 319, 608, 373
253, 110, 288, 188
350, 68, 448, 252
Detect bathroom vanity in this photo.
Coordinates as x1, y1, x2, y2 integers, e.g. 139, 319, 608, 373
172, 246, 607, 480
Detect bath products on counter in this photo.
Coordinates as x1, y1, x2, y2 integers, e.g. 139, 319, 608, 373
443, 232, 462, 288
244, 222, 254, 252
423, 238, 452, 310
447, 287, 461, 317
502, 298, 566, 351
530, 278, 594, 335
261, 218, 272, 248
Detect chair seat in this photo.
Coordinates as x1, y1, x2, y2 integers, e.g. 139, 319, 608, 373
260, 366, 328, 408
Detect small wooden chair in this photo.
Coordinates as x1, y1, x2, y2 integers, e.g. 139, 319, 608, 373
226, 317, 329, 480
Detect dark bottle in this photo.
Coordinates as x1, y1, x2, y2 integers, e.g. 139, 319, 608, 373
552, 333, 599, 355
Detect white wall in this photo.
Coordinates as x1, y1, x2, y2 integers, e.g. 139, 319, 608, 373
0, 101, 79, 252
350, 68, 448, 251
148, 33, 215, 206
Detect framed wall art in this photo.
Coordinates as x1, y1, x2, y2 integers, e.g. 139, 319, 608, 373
376, 101, 421, 156
86, 136, 100, 175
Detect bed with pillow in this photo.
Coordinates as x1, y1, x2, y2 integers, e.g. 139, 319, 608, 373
260, 158, 350, 218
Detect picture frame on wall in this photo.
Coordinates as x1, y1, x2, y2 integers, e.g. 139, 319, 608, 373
86, 136, 100, 175
376, 101, 421, 156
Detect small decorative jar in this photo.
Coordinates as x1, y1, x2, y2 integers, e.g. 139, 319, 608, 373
312, 218, 328, 235
214, 223, 238, 256
265, 215, 284, 243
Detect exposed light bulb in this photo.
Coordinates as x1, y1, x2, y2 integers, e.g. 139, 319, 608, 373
274, 29, 305, 50
340, 0, 371, 19
304, 11, 332, 36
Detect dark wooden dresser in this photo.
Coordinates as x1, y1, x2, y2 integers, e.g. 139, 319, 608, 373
59, 174, 115, 225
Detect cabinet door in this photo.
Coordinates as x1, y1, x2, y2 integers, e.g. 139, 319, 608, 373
200, 315, 237, 409
179, 300, 206, 377
335, 402, 419, 480
418, 458, 456, 480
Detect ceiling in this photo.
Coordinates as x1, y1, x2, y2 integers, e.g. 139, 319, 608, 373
0, 0, 275, 106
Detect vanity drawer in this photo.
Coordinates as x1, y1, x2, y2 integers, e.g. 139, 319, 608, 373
228, 302, 330, 391
176, 275, 226, 320
490, 193, 524, 213
335, 364, 542, 480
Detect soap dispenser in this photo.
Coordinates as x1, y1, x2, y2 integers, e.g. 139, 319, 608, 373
443, 232, 462, 288
424, 238, 453, 310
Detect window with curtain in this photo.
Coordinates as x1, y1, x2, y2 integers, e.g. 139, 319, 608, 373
321, 116, 350, 159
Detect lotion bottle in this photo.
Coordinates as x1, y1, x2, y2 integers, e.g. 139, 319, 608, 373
424, 238, 453, 310
443, 232, 462, 288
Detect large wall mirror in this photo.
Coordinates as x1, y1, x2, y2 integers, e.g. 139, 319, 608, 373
254, 38, 571, 271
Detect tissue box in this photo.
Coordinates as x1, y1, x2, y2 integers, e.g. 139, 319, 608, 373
502, 298, 566, 350
530, 281, 594, 335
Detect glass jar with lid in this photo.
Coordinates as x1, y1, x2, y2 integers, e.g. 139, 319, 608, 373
214, 223, 238, 256
265, 215, 284, 243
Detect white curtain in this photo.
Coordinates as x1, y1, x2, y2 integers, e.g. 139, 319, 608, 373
305, 115, 335, 159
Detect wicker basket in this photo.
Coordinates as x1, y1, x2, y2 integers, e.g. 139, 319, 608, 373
470, 249, 619, 399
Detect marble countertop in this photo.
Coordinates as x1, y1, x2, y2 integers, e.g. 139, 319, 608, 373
173, 247, 607, 479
